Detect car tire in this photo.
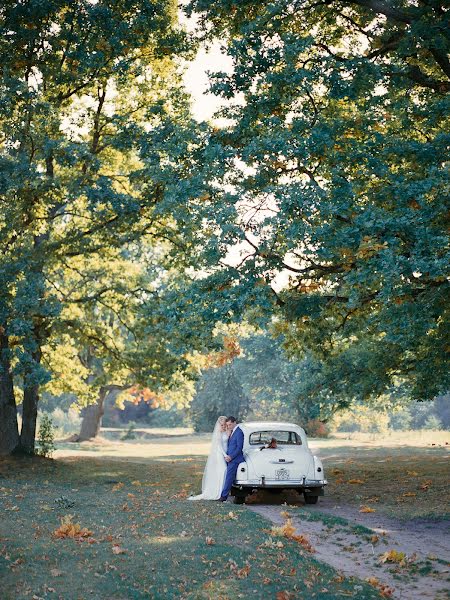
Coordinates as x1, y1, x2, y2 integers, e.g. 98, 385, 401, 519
233, 495, 246, 504
303, 493, 319, 505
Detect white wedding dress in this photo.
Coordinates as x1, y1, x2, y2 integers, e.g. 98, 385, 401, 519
188, 419, 228, 500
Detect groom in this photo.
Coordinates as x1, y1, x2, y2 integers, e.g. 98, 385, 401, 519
219, 416, 244, 502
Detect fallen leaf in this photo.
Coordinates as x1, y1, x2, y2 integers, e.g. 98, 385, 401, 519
53, 515, 92, 540
379, 550, 406, 565
112, 545, 126, 555
403, 492, 416, 497
276, 592, 293, 600
205, 537, 215, 545
236, 565, 250, 578
348, 479, 365, 485
366, 577, 394, 597
359, 505, 376, 513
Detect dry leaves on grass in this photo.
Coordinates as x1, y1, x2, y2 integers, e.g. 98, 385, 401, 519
260, 537, 284, 549
228, 559, 250, 579
112, 544, 126, 555
205, 537, 215, 545
366, 577, 394, 597
359, 505, 376, 513
50, 569, 62, 577
270, 519, 314, 553
347, 479, 365, 485
276, 591, 293, 600
111, 482, 124, 492
330, 468, 344, 475
53, 515, 93, 540
378, 550, 407, 565
420, 480, 432, 491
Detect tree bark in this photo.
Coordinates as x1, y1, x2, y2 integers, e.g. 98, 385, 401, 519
19, 341, 42, 455
78, 387, 107, 441
78, 386, 123, 441
0, 327, 20, 455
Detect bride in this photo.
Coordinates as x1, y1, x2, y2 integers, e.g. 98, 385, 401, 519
189, 416, 228, 500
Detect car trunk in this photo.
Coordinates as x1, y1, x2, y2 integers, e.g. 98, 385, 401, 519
244, 446, 314, 482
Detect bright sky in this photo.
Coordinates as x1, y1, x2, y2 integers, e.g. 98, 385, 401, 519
183, 41, 234, 122
179, 9, 234, 122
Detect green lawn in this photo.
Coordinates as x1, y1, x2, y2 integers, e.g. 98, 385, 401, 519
0, 454, 384, 600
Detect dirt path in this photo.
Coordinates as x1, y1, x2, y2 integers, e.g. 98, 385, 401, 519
247, 496, 450, 600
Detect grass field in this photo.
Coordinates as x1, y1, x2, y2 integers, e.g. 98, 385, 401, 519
0, 430, 448, 599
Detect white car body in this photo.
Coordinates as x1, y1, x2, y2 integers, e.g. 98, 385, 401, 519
231, 421, 327, 504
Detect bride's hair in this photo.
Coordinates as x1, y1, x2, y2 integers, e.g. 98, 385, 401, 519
217, 415, 227, 424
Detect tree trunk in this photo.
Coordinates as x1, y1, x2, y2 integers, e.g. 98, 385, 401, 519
78, 386, 108, 441
77, 386, 124, 441
20, 343, 42, 455
0, 327, 20, 455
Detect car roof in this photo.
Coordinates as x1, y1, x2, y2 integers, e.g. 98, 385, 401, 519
240, 421, 305, 433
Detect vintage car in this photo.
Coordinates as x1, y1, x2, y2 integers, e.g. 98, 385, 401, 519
231, 421, 327, 504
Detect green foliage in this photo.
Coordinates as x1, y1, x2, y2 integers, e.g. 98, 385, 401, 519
44, 407, 81, 436
148, 406, 189, 428
423, 415, 442, 431
189, 331, 338, 431
36, 413, 56, 457
176, 0, 450, 405
332, 406, 390, 434
190, 362, 250, 432
0, 0, 199, 451
120, 422, 137, 440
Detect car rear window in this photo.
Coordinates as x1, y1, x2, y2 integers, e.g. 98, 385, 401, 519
249, 430, 302, 445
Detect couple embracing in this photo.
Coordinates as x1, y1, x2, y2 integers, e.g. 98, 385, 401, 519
189, 416, 244, 501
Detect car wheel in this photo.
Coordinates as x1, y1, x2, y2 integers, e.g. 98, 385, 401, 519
304, 493, 319, 505
233, 495, 246, 504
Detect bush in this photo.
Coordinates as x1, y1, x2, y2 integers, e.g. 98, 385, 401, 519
48, 407, 81, 435
389, 409, 413, 431
304, 419, 329, 438
190, 363, 250, 432
423, 415, 442, 430
148, 407, 189, 428
120, 423, 137, 440
36, 413, 56, 457
331, 405, 390, 434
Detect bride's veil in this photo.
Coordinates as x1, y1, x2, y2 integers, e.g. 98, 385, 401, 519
201, 416, 226, 494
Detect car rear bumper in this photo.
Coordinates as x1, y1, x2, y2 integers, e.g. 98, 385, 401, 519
234, 477, 327, 489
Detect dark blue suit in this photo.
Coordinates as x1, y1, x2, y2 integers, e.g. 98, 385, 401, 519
220, 426, 245, 499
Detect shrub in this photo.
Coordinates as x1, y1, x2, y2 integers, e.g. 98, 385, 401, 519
36, 413, 56, 457
49, 407, 81, 435
389, 409, 413, 431
120, 422, 137, 440
304, 418, 329, 438
330, 405, 390, 434
148, 407, 189, 428
423, 415, 443, 430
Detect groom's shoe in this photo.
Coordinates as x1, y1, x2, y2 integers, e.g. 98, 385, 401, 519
217, 497, 227, 502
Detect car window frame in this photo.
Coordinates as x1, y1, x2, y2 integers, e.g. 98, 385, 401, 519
248, 430, 302, 446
